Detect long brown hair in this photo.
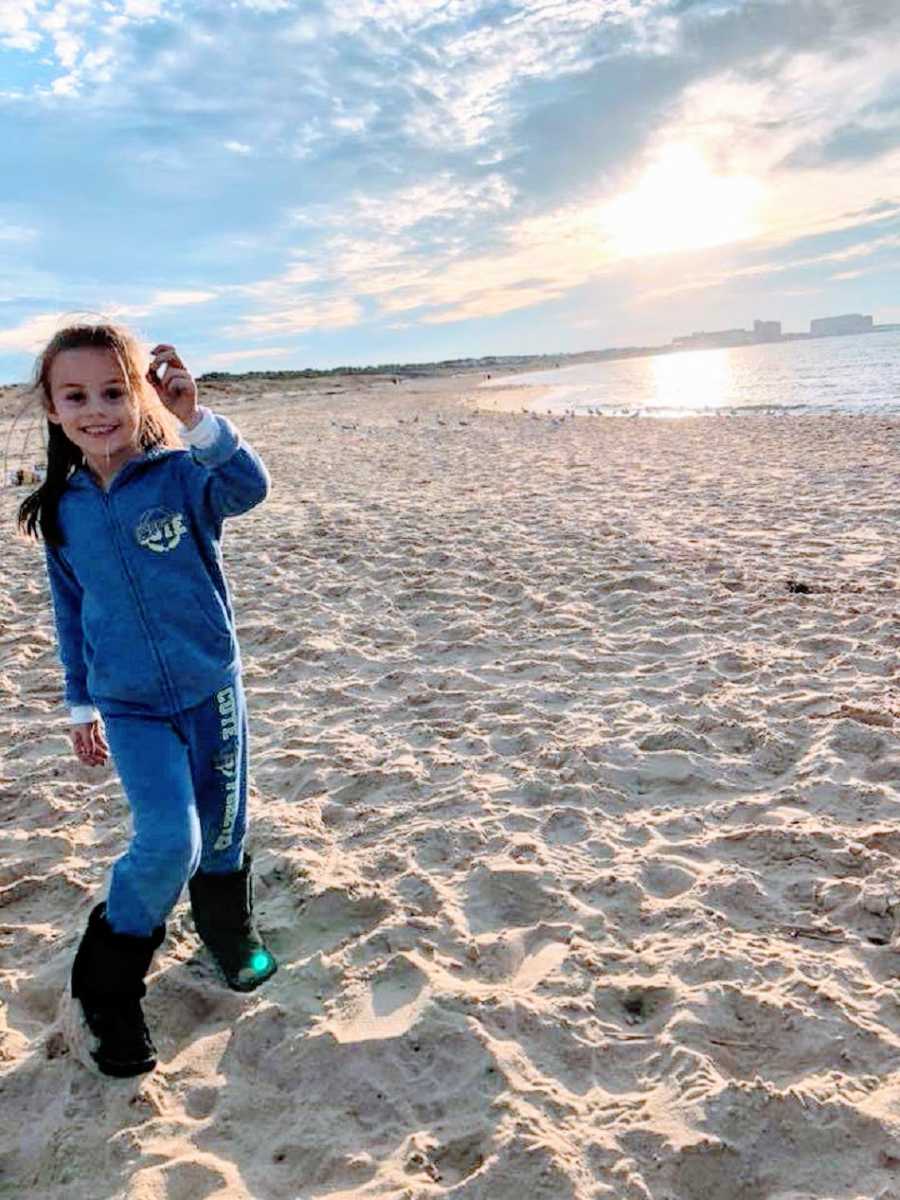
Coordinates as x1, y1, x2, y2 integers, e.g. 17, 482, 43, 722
17, 323, 180, 545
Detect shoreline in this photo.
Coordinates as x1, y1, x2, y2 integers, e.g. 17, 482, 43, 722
475, 374, 900, 421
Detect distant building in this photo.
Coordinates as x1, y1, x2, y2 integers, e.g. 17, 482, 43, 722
668, 311, 888, 353
753, 320, 782, 341
810, 313, 874, 336
672, 329, 755, 349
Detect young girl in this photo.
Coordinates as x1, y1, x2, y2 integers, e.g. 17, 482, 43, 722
19, 322, 277, 1079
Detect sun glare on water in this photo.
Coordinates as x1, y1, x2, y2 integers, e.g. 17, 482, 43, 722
602, 144, 762, 258
650, 347, 732, 414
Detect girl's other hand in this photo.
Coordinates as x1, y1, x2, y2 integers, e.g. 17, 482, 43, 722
147, 344, 199, 428
72, 720, 109, 767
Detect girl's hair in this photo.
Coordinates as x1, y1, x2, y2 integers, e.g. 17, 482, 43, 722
17, 323, 181, 545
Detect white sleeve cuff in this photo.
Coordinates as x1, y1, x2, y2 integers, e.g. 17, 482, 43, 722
181, 406, 219, 449
70, 705, 100, 724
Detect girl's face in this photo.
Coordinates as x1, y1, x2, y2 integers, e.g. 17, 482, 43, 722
47, 347, 143, 483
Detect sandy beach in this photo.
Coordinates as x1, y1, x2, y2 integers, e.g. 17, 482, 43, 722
1, 373, 899, 1200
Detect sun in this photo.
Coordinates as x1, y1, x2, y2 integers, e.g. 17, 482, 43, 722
601, 144, 763, 258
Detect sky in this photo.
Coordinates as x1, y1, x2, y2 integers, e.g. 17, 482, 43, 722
1, 0, 899, 379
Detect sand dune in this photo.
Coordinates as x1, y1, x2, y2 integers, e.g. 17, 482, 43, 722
1, 375, 899, 1199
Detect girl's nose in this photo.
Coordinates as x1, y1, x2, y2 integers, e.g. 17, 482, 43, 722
85, 390, 113, 413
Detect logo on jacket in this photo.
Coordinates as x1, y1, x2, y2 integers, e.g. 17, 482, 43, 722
135, 507, 187, 553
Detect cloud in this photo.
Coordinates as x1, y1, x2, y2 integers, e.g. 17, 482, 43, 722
782, 119, 900, 169
203, 345, 295, 365
633, 207, 900, 303
0, 311, 72, 352
230, 296, 364, 337
0, 0, 42, 51
120, 0, 166, 16
0, 222, 38, 242
0, 0, 180, 96
0, 285, 219, 359
146, 289, 218, 308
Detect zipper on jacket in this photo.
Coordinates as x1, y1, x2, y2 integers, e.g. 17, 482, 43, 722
98, 481, 182, 714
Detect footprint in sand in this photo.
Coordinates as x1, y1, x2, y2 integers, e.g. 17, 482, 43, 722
288, 888, 393, 957
464, 864, 565, 935
330, 955, 430, 1044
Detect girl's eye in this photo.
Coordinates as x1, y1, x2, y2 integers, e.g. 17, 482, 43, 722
104, 389, 125, 402
62, 393, 85, 404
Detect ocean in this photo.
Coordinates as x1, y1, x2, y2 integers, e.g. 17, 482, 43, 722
480, 330, 900, 418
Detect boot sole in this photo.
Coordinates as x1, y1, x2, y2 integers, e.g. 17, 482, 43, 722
225, 959, 278, 993
58, 990, 158, 1079
208, 953, 278, 992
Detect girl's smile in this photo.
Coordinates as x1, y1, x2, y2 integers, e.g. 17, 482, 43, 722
47, 347, 143, 486
82, 424, 120, 436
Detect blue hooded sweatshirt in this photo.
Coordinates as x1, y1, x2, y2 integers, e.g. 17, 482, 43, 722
45, 412, 269, 717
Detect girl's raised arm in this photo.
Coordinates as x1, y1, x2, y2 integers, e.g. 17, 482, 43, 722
147, 341, 269, 522
182, 411, 270, 524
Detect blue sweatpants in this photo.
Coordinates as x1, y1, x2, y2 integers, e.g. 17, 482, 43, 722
102, 678, 249, 937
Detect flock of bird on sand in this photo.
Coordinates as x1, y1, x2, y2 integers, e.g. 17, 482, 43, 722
327, 405, 606, 434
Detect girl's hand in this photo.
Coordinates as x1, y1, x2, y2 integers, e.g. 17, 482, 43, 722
147, 344, 200, 428
71, 720, 109, 767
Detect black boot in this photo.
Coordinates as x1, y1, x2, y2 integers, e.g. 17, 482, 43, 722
188, 854, 278, 993
70, 903, 165, 1078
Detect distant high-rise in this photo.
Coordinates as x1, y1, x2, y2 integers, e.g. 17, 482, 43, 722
810, 313, 873, 336
754, 320, 782, 340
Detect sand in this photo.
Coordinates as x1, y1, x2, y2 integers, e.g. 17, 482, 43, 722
1, 372, 899, 1200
